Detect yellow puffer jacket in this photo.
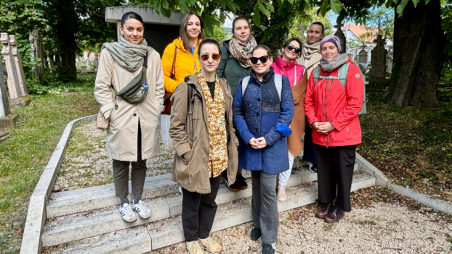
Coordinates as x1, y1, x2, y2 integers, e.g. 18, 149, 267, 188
161, 37, 202, 93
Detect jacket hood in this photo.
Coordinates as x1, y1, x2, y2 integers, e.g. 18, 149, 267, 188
222, 39, 231, 51
275, 55, 296, 71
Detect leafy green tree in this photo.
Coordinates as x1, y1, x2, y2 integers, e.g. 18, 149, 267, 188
213, 25, 227, 44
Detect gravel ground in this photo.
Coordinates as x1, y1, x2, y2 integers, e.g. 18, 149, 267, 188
53, 122, 175, 191
50, 121, 452, 253
148, 187, 452, 254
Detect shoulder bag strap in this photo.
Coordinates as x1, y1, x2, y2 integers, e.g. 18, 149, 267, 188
293, 64, 297, 87
170, 46, 178, 80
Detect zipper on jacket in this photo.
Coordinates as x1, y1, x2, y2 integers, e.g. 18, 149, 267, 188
346, 125, 349, 133
193, 61, 196, 70
324, 73, 329, 148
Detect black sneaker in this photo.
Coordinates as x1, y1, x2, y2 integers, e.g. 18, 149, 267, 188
261, 243, 275, 254
223, 176, 241, 192
236, 174, 248, 190
250, 227, 261, 241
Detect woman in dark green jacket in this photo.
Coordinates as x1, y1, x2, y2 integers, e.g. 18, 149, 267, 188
216, 15, 257, 192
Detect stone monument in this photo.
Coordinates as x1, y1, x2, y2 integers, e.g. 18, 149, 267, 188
0, 56, 18, 133
9, 35, 28, 96
368, 35, 387, 79
32, 29, 45, 76
358, 43, 369, 64
334, 17, 347, 54
80, 50, 89, 74
1, 33, 20, 99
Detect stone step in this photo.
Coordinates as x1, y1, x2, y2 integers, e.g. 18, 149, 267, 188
57, 173, 375, 253
47, 160, 343, 219
42, 167, 360, 248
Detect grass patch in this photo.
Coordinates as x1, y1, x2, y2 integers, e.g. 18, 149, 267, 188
353, 220, 377, 226
359, 83, 452, 198
0, 75, 98, 252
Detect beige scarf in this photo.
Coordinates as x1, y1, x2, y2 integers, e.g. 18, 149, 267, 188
197, 71, 228, 178
302, 41, 320, 61
229, 36, 257, 68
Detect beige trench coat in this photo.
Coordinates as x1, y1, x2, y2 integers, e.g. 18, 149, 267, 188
296, 51, 322, 78
94, 48, 164, 161
169, 74, 239, 194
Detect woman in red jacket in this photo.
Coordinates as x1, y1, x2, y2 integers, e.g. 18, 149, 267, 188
304, 35, 364, 223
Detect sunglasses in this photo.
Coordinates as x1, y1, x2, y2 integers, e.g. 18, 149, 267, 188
287, 44, 301, 54
200, 54, 221, 61
249, 55, 269, 64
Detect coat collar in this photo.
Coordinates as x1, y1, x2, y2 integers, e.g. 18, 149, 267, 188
275, 55, 295, 71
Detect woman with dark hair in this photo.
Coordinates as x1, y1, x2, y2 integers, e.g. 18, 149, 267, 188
94, 12, 164, 222
216, 16, 257, 192
234, 45, 294, 254
162, 11, 205, 93
170, 38, 238, 254
304, 35, 364, 223
271, 37, 306, 201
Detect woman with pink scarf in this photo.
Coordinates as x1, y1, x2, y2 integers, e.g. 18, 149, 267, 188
271, 37, 307, 201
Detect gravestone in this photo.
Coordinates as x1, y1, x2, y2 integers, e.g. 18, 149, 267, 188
358, 43, 368, 64
32, 29, 45, 76
9, 35, 28, 96
29, 33, 38, 79
368, 35, 387, 79
0, 57, 10, 118
0, 55, 19, 132
80, 50, 89, 74
106, 6, 185, 148
1, 33, 20, 99
333, 17, 347, 54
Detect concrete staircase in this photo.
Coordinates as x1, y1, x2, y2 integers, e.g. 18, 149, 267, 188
42, 163, 375, 253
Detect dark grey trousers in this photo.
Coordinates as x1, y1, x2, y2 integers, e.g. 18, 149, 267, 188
251, 170, 279, 244
315, 145, 356, 212
112, 122, 147, 199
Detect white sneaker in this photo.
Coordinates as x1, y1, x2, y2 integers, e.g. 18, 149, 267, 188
119, 203, 137, 222
132, 200, 152, 219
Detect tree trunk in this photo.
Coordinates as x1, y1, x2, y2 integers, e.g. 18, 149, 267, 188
51, 0, 78, 82
388, 0, 445, 107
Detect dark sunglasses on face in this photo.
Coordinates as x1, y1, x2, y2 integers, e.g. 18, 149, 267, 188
200, 54, 221, 61
287, 44, 301, 54
249, 55, 269, 64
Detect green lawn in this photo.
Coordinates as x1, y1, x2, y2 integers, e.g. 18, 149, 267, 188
358, 82, 452, 199
0, 75, 99, 252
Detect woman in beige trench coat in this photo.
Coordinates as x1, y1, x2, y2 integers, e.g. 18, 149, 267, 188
94, 12, 164, 223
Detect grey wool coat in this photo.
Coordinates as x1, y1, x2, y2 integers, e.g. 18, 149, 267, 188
94, 48, 165, 161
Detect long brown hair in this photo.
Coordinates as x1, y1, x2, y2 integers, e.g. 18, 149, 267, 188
179, 12, 205, 51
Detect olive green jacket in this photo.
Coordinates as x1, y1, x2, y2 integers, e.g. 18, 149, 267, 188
216, 40, 252, 97
169, 73, 239, 194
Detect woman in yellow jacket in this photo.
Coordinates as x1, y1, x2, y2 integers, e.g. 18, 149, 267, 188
162, 11, 205, 93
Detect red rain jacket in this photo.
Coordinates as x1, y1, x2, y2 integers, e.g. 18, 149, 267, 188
304, 58, 364, 147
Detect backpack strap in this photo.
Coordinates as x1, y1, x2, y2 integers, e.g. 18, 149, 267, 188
241, 76, 251, 99
274, 74, 283, 101
313, 66, 321, 85
317, 63, 350, 87
241, 74, 283, 101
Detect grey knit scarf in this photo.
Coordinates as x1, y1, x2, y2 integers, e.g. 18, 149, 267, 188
319, 53, 349, 72
101, 36, 148, 72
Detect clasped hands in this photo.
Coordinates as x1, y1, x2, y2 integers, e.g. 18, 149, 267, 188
249, 137, 267, 149
312, 122, 335, 134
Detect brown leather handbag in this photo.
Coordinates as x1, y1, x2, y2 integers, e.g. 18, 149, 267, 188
162, 46, 178, 115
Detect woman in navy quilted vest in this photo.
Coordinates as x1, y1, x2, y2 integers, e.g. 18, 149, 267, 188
233, 45, 294, 254
304, 35, 364, 223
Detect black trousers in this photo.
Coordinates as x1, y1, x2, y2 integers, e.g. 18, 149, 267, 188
182, 176, 221, 241
315, 145, 356, 212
